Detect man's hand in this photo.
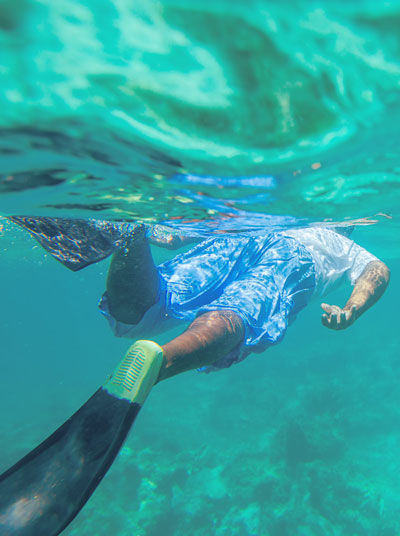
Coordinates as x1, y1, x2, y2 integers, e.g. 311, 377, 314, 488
321, 260, 390, 331
321, 303, 357, 330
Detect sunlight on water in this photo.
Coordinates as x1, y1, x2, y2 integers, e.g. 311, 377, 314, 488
0, 0, 399, 234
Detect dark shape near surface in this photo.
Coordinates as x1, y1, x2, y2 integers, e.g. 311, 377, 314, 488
0, 388, 141, 535
9, 216, 130, 271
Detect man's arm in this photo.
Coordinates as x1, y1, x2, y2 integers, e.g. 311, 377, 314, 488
147, 224, 198, 250
321, 260, 390, 330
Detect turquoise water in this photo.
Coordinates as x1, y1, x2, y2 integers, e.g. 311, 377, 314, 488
1, 1, 400, 535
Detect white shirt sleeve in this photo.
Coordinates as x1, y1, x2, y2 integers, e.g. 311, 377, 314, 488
281, 227, 380, 296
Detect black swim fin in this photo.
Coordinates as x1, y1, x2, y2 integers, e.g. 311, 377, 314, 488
0, 340, 163, 536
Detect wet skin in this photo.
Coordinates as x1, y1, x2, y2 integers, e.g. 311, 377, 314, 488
321, 260, 390, 330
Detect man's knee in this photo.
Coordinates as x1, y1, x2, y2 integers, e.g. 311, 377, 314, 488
106, 231, 160, 325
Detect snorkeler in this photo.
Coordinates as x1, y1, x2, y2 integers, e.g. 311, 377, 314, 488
0, 216, 390, 536
101, 223, 390, 380
7, 214, 391, 377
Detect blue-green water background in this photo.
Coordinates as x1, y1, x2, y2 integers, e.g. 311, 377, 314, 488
1, 1, 400, 534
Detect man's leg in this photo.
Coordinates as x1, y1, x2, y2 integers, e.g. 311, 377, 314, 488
106, 229, 245, 380
157, 310, 245, 381
106, 225, 159, 325
106, 310, 244, 406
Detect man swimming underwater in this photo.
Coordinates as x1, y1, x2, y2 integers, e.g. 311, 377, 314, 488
99, 222, 390, 381
10, 215, 390, 381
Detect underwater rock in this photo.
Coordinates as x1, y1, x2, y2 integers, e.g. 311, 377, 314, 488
285, 421, 319, 466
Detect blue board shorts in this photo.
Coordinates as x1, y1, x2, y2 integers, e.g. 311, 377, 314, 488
100, 233, 316, 372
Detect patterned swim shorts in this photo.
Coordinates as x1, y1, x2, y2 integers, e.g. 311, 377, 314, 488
100, 233, 316, 372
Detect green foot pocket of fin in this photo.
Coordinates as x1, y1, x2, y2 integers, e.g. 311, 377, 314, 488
104, 340, 163, 405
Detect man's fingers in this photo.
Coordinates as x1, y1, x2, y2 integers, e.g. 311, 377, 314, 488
321, 313, 330, 327
321, 309, 344, 330
321, 303, 332, 313
322, 304, 356, 330
321, 303, 341, 315
329, 314, 338, 329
